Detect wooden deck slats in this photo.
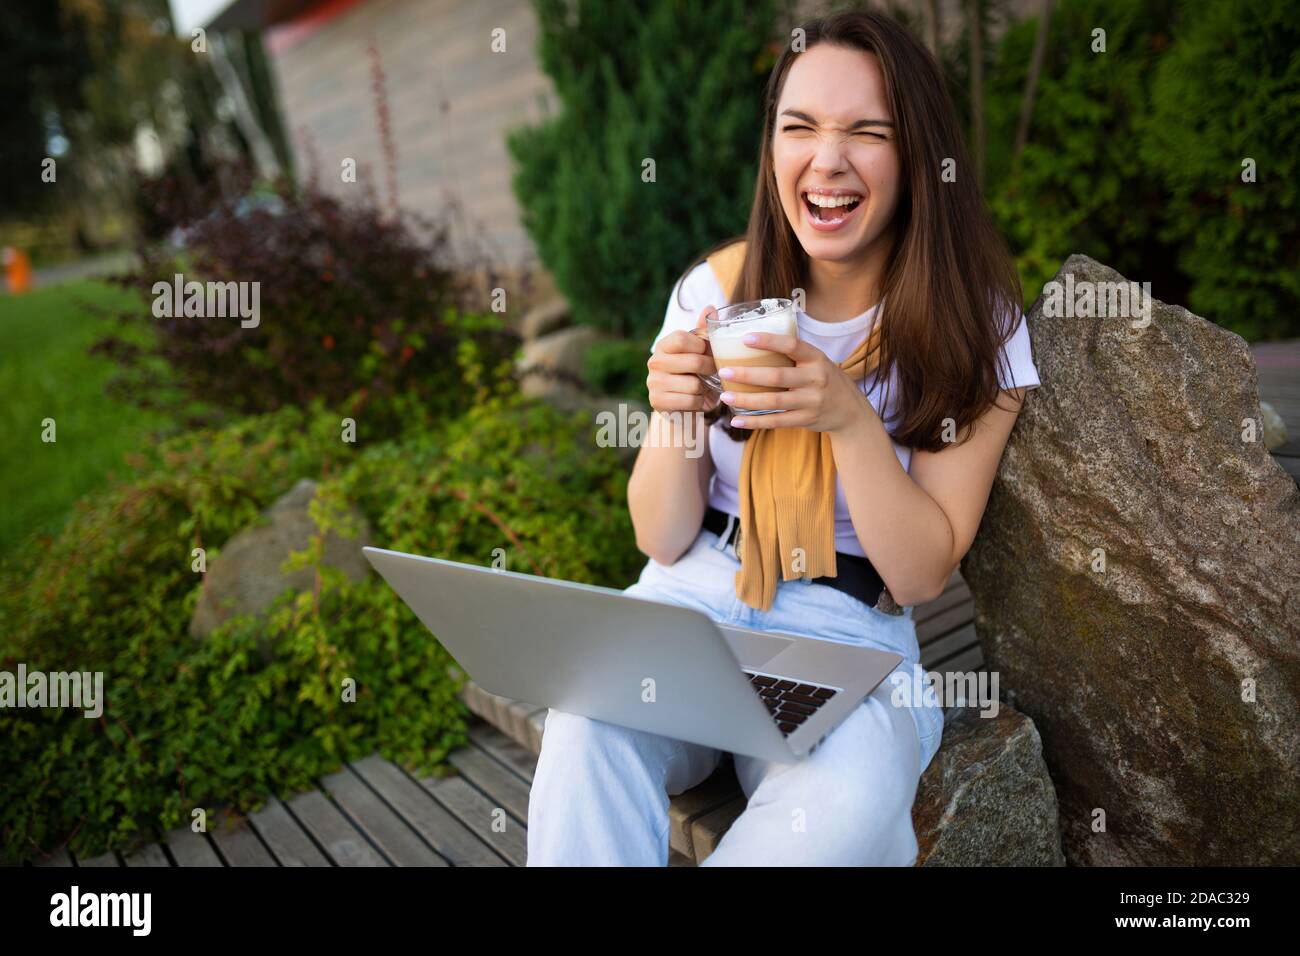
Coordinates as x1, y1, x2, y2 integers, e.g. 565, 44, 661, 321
163, 827, 224, 867
918, 601, 977, 647
467, 721, 538, 783
447, 742, 533, 824
914, 580, 971, 627
937, 645, 985, 675
350, 755, 506, 867
284, 790, 390, 867
29, 741, 534, 868
123, 842, 170, 867
210, 810, 278, 867
922, 624, 981, 669
317, 768, 449, 867
418, 773, 529, 867
248, 797, 331, 867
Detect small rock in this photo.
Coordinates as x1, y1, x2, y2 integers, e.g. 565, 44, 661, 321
520, 298, 571, 341
190, 479, 373, 642
1261, 400, 1288, 451
517, 325, 603, 401
914, 704, 1066, 866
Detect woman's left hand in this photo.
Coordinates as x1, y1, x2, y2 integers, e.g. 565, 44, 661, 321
717, 332, 870, 433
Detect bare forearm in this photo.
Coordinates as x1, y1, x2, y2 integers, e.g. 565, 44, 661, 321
829, 399, 955, 606
627, 412, 713, 564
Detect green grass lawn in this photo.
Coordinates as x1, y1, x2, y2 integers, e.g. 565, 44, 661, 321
0, 280, 177, 555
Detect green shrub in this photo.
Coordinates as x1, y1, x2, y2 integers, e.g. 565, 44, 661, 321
983, 0, 1185, 304
0, 386, 641, 863
984, 0, 1299, 338
582, 337, 652, 402
338, 394, 644, 588
1138, 0, 1300, 340
508, 0, 779, 339
1, 402, 356, 862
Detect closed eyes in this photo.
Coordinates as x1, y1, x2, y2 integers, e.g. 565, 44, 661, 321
780, 124, 887, 140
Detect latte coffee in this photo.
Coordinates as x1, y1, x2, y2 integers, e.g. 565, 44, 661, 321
705, 299, 799, 413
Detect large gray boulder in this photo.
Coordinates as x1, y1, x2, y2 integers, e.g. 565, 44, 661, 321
963, 255, 1300, 866
190, 479, 372, 640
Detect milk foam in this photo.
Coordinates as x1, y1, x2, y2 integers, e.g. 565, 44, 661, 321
710, 302, 797, 360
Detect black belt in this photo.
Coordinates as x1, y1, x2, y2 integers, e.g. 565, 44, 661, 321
701, 506, 898, 614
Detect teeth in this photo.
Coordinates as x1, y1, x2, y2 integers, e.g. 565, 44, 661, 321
805, 192, 862, 208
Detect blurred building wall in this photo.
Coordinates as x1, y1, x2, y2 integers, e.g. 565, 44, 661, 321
263, 0, 554, 269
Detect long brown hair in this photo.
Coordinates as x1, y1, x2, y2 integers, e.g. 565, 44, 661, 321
678, 9, 1023, 451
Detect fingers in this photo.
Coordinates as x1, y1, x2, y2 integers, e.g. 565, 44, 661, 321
650, 389, 718, 412
646, 306, 725, 414
654, 305, 718, 357
655, 328, 709, 356
716, 363, 816, 389
719, 387, 813, 411
649, 349, 717, 376
648, 369, 709, 396
731, 331, 806, 358
647, 369, 719, 413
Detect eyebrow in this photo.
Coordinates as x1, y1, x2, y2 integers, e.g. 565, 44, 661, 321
779, 108, 895, 129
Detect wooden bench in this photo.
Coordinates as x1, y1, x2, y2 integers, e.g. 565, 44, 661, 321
1254, 340, 1300, 483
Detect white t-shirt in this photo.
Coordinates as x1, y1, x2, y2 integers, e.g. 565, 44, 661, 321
650, 260, 1041, 557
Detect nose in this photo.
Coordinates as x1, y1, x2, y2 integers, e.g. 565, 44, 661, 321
810, 133, 850, 179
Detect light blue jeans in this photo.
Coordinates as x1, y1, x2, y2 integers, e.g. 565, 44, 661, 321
526, 528, 945, 866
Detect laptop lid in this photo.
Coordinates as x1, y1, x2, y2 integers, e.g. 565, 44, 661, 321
362, 547, 798, 762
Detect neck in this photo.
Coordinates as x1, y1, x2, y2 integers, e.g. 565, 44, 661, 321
803, 235, 891, 322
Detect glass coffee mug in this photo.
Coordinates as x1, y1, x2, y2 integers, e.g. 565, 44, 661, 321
691, 298, 798, 416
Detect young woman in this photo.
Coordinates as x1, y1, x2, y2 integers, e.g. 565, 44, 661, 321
527, 9, 1039, 866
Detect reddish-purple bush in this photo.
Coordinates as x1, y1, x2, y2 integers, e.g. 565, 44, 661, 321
95, 177, 519, 435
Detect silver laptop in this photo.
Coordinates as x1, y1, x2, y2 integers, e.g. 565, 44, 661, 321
363, 546, 902, 763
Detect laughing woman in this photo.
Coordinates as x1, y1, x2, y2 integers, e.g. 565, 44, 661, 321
526, 9, 1039, 866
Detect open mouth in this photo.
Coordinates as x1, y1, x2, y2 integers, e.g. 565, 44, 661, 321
802, 188, 863, 224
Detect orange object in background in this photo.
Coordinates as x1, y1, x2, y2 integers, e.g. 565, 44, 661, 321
3, 247, 33, 294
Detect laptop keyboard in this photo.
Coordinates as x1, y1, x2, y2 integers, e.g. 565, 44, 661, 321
742, 671, 840, 737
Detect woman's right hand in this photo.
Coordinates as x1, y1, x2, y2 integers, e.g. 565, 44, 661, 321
646, 308, 719, 413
